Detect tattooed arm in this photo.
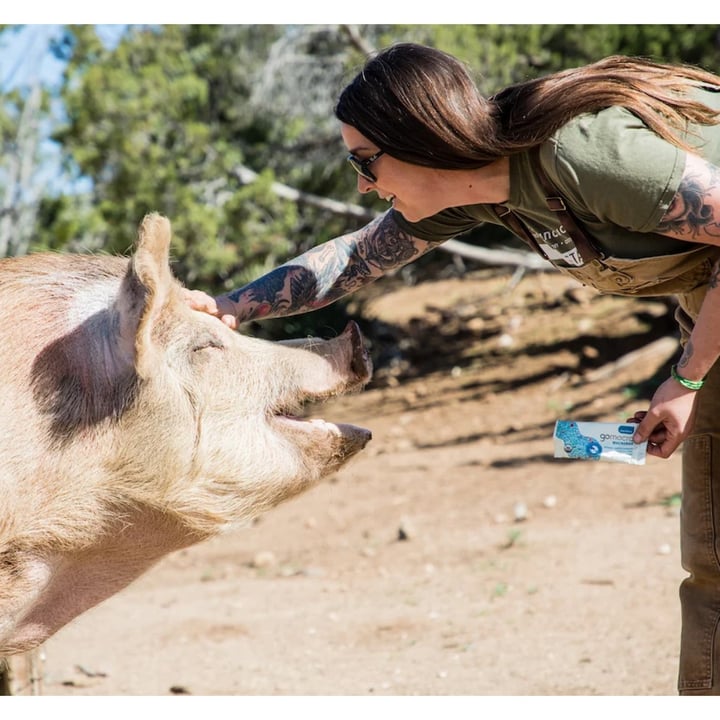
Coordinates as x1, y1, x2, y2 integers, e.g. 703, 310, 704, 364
631, 152, 720, 458
197, 211, 442, 329
656, 153, 720, 241
655, 152, 720, 380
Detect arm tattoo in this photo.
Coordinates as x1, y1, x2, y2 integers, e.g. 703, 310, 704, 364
710, 258, 720, 290
658, 159, 720, 238
678, 339, 695, 371
310, 212, 422, 294
226, 213, 437, 321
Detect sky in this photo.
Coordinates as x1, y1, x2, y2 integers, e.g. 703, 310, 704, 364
0, 24, 65, 90
0, 25, 129, 195
0, 24, 129, 91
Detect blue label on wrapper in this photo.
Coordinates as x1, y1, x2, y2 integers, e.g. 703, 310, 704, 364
553, 420, 647, 465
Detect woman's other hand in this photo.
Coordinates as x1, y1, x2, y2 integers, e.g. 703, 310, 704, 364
629, 378, 699, 458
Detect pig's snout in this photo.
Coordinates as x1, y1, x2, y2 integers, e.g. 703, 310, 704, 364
318, 320, 373, 390
282, 321, 373, 400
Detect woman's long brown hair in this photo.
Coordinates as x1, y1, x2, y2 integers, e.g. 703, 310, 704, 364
335, 43, 720, 169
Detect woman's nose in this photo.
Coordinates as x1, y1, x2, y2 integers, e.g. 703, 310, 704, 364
357, 175, 375, 194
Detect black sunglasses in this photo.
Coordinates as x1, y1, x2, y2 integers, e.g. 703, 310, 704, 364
346, 150, 385, 183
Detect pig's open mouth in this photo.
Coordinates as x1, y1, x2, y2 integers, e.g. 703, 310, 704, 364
272, 413, 372, 450
274, 413, 370, 437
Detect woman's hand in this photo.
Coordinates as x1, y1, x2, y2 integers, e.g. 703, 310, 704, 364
182, 289, 239, 330
629, 377, 699, 458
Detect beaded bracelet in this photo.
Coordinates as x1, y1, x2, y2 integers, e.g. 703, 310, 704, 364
671, 364, 705, 391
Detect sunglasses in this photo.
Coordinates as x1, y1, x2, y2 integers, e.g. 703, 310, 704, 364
346, 150, 385, 183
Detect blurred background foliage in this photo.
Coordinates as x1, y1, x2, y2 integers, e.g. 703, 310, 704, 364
2, 23, 720, 338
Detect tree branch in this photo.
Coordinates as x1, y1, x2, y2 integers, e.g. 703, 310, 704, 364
339, 25, 376, 57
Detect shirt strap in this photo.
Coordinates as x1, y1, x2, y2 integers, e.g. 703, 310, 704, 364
490, 203, 550, 260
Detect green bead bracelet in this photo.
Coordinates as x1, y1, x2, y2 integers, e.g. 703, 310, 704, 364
671, 364, 705, 391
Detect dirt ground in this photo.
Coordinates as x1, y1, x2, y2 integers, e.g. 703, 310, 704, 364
8, 266, 692, 697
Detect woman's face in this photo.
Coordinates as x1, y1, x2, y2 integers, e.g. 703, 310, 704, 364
340, 123, 447, 223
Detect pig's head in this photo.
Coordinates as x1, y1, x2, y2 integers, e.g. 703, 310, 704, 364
31, 213, 373, 536
126, 214, 373, 530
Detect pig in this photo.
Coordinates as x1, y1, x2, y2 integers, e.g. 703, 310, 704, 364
0, 212, 372, 656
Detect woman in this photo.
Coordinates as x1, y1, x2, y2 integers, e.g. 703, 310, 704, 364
189, 43, 720, 693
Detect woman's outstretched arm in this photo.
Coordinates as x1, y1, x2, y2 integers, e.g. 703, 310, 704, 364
187, 211, 442, 328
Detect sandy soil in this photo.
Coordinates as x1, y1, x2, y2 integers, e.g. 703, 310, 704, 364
6, 268, 690, 697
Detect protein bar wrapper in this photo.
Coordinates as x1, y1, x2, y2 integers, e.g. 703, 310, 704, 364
553, 420, 647, 465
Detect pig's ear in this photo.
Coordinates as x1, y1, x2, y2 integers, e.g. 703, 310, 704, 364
118, 213, 175, 378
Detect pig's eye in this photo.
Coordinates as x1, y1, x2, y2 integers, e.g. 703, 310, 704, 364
191, 336, 226, 353
192, 341, 224, 352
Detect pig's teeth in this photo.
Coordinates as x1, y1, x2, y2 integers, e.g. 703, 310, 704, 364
307, 418, 336, 430
283, 416, 334, 429
275, 415, 338, 432
273, 414, 371, 445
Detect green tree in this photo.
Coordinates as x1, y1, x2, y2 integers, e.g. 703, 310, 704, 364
43, 25, 294, 288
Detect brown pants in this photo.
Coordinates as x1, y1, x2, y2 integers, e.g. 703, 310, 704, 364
676, 294, 720, 694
